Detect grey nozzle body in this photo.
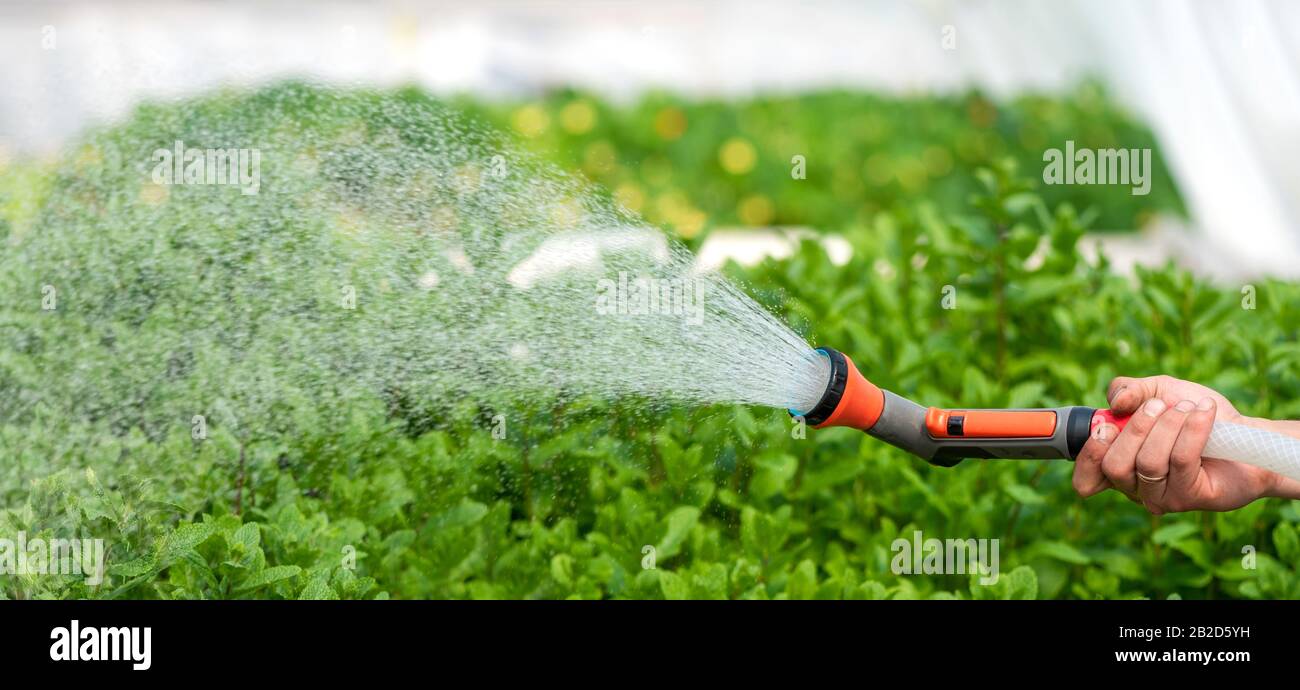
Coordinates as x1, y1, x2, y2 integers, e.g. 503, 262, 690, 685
867, 390, 1085, 466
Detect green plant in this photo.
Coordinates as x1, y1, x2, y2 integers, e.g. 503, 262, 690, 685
457, 82, 1184, 239
1, 83, 1295, 600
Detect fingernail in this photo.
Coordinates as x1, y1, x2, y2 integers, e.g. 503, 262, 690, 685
1093, 423, 1116, 442
1197, 397, 1214, 411
1143, 398, 1166, 417
1175, 400, 1195, 412
1108, 385, 1126, 404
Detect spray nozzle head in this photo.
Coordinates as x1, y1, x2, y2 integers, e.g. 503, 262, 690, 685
790, 347, 884, 431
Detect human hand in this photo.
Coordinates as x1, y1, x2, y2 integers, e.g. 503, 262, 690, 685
1072, 375, 1286, 513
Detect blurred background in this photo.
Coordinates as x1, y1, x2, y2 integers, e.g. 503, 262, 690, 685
2, 0, 1298, 278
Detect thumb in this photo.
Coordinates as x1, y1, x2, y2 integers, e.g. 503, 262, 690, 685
1107, 376, 1156, 415
1073, 421, 1117, 498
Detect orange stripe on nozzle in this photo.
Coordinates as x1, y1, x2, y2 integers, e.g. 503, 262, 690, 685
798, 348, 884, 431
924, 408, 1057, 438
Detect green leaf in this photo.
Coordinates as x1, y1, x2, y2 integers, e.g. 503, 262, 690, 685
299, 576, 339, 601
550, 554, 574, 587
1033, 541, 1091, 565
237, 565, 302, 592
1003, 483, 1046, 506
1274, 524, 1299, 563
1006, 566, 1039, 600
432, 499, 488, 530
658, 571, 690, 600
109, 556, 156, 578
156, 523, 216, 568
786, 560, 819, 600
1152, 522, 1198, 545
656, 506, 700, 560
858, 581, 889, 600
232, 522, 260, 551
692, 563, 728, 600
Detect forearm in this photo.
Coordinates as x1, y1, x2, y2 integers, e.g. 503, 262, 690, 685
1241, 416, 1300, 499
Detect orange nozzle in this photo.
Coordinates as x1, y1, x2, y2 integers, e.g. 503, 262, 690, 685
802, 348, 884, 431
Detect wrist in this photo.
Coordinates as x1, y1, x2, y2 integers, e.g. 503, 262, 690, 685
1237, 414, 1277, 432
1258, 467, 1285, 499
1262, 474, 1300, 500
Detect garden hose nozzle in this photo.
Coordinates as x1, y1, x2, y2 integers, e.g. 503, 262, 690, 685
795, 347, 1095, 467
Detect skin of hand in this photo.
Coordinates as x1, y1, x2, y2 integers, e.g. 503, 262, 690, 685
1072, 375, 1300, 513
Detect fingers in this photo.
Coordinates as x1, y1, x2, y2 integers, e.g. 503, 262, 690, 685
1107, 376, 1165, 415
1100, 397, 1166, 497
1134, 399, 1197, 513
1073, 422, 1117, 498
1088, 377, 1232, 513
1166, 397, 1215, 504
1107, 377, 1134, 404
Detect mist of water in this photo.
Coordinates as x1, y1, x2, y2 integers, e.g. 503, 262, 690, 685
0, 84, 831, 441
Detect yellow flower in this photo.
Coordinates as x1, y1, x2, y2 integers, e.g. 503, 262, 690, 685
967, 97, 997, 128
922, 146, 953, 177
560, 100, 597, 135
654, 107, 688, 140
897, 158, 928, 193
139, 182, 169, 206
614, 182, 645, 213
737, 195, 774, 226
549, 198, 584, 228
864, 152, 892, 186
512, 104, 550, 138
1017, 126, 1046, 152
675, 209, 707, 238
655, 191, 687, 221
453, 164, 482, 194
655, 191, 706, 237
641, 155, 673, 187
583, 141, 617, 175
74, 145, 102, 173
429, 206, 457, 233
718, 137, 757, 175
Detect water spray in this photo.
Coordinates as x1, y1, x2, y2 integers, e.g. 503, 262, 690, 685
794, 348, 1300, 482
14, 83, 1300, 493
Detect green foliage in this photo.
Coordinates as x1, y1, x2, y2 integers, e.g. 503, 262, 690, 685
457, 82, 1184, 238
0, 83, 1296, 600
